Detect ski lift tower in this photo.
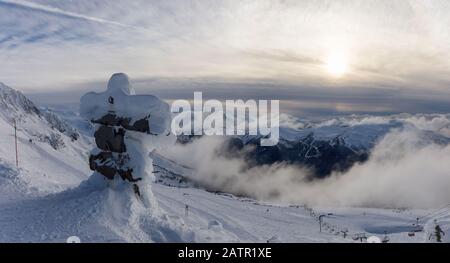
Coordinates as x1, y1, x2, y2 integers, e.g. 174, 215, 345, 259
319, 213, 333, 232
12, 119, 18, 167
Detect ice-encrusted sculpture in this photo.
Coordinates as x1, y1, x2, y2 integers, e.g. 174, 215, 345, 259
80, 73, 174, 202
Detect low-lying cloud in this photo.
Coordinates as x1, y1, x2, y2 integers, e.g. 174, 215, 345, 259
161, 114, 450, 209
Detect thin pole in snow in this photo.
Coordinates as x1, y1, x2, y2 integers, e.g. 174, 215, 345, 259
318, 213, 333, 233
13, 119, 18, 167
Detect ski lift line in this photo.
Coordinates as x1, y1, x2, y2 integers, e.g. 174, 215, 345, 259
426, 208, 450, 220
417, 204, 450, 221
308, 208, 365, 240
304, 207, 357, 240
426, 206, 450, 219
421, 213, 444, 223
416, 206, 449, 221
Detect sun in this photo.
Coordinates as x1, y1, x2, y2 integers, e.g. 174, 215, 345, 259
325, 52, 349, 78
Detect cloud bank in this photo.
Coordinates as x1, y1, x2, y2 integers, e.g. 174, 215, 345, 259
161, 114, 450, 208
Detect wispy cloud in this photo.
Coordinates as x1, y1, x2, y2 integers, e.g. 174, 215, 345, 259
0, 0, 135, 28
0, 0, 450, 114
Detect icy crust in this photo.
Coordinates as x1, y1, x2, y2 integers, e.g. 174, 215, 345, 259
80, 73, 171, 135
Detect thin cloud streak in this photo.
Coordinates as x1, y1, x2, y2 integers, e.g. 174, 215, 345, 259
0, 0, 134, 29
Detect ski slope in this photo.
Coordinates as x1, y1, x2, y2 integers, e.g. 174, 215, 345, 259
154, 184, 450, 243
1, 165, 448, 243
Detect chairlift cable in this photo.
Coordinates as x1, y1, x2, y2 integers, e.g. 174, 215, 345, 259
417, 204, 450, 221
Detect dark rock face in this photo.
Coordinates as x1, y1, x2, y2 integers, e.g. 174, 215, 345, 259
219, 136, 369, 179
92, 113, 150, 133
89, 112, 145, 183
118, 169, 142, 183
89, 150, 142, 182
176, 133, 369, 179
89, 151, 113, 171
94, 126, 127, 153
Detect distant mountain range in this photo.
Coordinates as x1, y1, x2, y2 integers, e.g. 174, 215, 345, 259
2, 80, 449, 181
180, 115, 450, 178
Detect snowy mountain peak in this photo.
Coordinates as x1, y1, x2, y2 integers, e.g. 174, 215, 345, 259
0, 82, 39, 116
228, 116, 450, 178
0, 81, 81, 148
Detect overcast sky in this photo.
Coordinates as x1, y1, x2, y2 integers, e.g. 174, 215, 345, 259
1, 0, 450, 116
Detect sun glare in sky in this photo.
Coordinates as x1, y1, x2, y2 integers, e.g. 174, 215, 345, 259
325, 52, 349, 78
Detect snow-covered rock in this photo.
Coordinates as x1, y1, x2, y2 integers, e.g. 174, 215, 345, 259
81, 73, 170, 196
80, 73, 171, 135
80, 73, 194, 241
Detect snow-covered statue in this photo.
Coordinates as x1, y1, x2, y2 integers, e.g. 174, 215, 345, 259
80, 73, 174, 205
